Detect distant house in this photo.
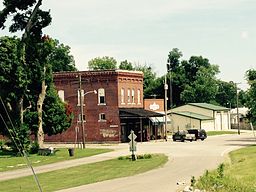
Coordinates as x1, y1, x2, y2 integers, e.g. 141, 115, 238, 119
230, 107, 250, 129
168, 103, 230, 132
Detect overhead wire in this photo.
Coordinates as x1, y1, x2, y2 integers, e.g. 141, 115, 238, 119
0, 96, 43, 192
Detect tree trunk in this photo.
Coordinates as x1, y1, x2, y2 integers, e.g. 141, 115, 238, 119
37, 67, 47, 148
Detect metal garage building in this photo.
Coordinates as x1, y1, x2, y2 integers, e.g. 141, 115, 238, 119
168, 103, 230, 132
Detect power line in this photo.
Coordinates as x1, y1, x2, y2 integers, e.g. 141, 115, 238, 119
0, 97, 43, 192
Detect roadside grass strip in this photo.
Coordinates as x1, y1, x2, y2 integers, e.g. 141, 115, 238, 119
196, 145, 256, 192
0, 154, 168, 192
207, 131, 237, 136
0, 148, 112, 172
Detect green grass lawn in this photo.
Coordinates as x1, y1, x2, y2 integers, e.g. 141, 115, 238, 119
195, 145, 256, 192
0, 154, 168, 192
0, 148, 112, 172
207, 131, 238, 136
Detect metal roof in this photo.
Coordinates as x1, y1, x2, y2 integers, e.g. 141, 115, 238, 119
188, 103, 229, 111
172, 111, 213, 120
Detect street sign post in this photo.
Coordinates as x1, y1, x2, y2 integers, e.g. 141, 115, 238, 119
128, 130, 137, 161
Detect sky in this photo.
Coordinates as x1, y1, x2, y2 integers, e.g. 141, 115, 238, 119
1, 0, 255, 90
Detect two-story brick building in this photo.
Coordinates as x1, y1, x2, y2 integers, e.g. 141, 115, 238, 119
45, 70, 163, 143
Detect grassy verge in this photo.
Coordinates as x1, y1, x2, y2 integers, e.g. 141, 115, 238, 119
195, 145, 256, 192
0, 148, 112, 172
207, 131, 238, 136
0, 154, 168, 192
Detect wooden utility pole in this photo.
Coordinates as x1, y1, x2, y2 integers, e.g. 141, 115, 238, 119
79, 74, 86, 149
164, 76, 168, 141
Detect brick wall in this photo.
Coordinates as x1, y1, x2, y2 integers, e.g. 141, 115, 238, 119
45, 70, 144, 143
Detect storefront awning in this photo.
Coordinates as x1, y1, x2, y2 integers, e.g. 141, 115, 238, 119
119, 108, 164, 119
149, 116, 171, 125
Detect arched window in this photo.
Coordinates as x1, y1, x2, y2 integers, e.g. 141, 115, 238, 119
137, 89, 141, 104
58, 90, 65, 102
132, 89, 135, 104
127, 89, 131, 104
121, 88, 125, 104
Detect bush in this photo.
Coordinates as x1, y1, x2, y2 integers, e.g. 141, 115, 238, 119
29, 142, 39, 154
0, 140, 5, 150
118, 154, 153, 160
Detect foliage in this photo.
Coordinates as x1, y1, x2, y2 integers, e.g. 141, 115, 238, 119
196, 146, 256, 192
0, 0, 51, 39
134, 64, 158, 98
88, 56, 117, 70
48, 39, 77, 72
245, 69, 256, 124
215, 80, 236, 108
166, 48, 220, 107
29, 142, 39, 154
0, 0, 76, 151
119, 60, 134, 70
42, 86, 73, 135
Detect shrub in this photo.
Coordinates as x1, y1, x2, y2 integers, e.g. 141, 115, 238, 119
29, 142, 39, 154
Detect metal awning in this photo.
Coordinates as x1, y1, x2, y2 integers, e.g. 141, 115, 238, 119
149, 116, 171, 125
119, 108, 164, 119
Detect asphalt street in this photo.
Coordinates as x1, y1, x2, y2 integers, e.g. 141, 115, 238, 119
1, 132, 255, 192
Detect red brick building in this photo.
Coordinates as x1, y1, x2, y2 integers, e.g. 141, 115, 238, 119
45, 70, 163, 143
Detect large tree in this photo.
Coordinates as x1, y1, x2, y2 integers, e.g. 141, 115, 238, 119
166, 48, 220, 107
0, 0, 74, 150
88, 56, 117, 70
245, 69, 256, 124
215, 80, 237, 108
119, 60, 134, 70
49, 39, 77, 72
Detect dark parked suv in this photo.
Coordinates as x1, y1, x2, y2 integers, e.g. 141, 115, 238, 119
187, 129, 207, 141
172, 130, 195, 142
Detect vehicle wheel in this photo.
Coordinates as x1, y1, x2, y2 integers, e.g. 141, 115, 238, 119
190, 139, 192, 142
181, 139, 185, 142
201, 138, 204, 141
173, 139, 176, 141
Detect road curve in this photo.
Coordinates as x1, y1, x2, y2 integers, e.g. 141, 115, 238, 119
56, 132, 255, 192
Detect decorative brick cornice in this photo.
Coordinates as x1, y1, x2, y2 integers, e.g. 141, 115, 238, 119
53, 70, 144, 80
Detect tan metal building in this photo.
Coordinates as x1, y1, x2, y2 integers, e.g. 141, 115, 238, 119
168, 103, 230, 132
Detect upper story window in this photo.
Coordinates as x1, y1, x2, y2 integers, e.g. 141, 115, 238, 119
127, 89, 131, 104
121, 88, 125, 104
137, 89, 141, 104
58, 90, 65, 102
98, 113, 106, 122
132, 89, 135, 104
98, 88, 106, 105
77, 89, 84, 106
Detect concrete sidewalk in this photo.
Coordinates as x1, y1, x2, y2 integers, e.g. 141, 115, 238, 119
0, 146, 128, 181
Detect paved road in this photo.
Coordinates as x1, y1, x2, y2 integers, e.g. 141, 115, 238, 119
56, 132, 255, 192
1, 132, 255, 192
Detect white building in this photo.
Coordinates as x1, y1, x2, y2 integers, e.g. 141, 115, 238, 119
168, 103, 230, 132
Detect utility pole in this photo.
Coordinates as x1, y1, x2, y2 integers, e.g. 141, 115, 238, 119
164, 76, 168, 141
79, 74, 86, 148
236, 83, 240, 135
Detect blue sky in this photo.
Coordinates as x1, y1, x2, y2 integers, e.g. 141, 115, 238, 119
1, 0, 255, 90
